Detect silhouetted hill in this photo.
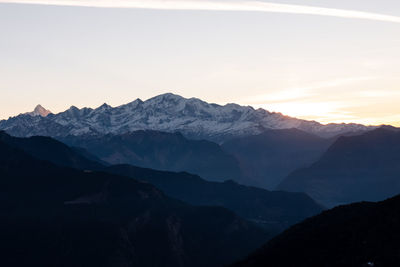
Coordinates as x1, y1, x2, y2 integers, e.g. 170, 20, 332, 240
0, 139, 269, 267
278, 127, 400, 207
0, 130, 103, 170
222, 128, 332, 188
105, 164, 323, 232
60, 130, 242, 182
232, 194, 400, 267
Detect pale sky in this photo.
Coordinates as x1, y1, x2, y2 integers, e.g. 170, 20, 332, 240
0, 0, 399, 126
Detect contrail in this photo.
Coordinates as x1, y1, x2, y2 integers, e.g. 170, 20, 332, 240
2, 0, 400, 24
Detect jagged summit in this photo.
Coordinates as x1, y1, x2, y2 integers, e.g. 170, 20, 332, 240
95, 103, 112, 111
1, 93, 375, 140
25, 105, 52, 117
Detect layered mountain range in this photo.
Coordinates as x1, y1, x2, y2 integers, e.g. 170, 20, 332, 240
0, 93, 374, 141
0, 131, 322, 233
0, 133, 270, 267
1, 93, 400, 266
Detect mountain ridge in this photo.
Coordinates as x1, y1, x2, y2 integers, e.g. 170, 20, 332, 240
278, 127, 400, 207
0, 93, 375, 141
59, 130, 243, 183
105, 164, 323, 232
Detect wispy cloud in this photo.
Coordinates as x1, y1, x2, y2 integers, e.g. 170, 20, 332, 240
242, 76, 384, 124
243, 76, 377, 104
2, 0, 400, 24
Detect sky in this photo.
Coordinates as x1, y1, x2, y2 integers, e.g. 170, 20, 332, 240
0, 0, 399, 126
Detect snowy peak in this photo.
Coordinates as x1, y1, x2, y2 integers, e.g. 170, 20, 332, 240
144, 93, 187, 109
25, 105, 52, 117
148, 92, 184, 101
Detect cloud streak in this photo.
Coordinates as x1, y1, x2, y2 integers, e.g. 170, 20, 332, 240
243, 76, 377, 104
2, 0, 400, 24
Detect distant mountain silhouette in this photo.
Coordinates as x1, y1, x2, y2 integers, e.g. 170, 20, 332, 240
60, 130, 243, 182
278, 127, 400, 207
222, 128, 332, 188
233, 194, 400, 267
0, 138, 268, 267
105, 164, 323, 233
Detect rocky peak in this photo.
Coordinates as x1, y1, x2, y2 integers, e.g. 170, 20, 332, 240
25, 105, 52, 117
96, 103, 112, 111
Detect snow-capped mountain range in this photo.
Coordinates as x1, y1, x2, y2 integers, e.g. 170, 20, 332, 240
0, 93, 375, 141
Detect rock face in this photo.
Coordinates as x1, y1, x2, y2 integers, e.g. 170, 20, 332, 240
232, 194, 400, 267
0, 137, 269, 267
278, 127, 400, 207
0, 93, 373, 141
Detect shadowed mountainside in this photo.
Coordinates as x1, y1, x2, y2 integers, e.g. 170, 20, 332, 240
105, 164, 323, 232
0, 131, 322, 234
59, 130, 243, 183
232, 194, 400, 267
278, 127, 400, 207
0, 139, 269, 267
222, 128, 333, 188
0, 131, 104, 170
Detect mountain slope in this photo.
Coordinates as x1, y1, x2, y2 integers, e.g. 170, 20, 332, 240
0, 93, 373, 141
0, 130, 104, 170
60, 130, 242, 182
232, 194, 400, 267
0, 139, 269, 267
105, 164, 323, 233
222, 128, 333, 188
278, 127, 400, 207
